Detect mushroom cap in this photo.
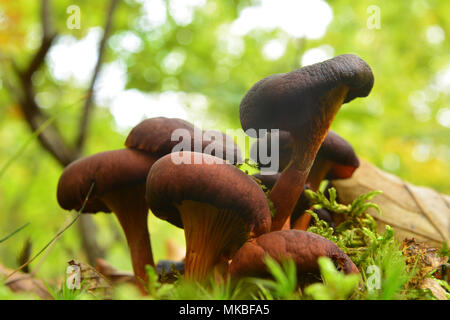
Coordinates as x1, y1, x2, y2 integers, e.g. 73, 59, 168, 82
146, 151, 271, 235
125, 117, 242, 163
318, 131, 359, 179
240, 54, 374, 137
312, 208, 335, 229
57, 149, 157, 213
251, 130, 359, 177
202, 129, 243, 164
230, 230, 358, 277
125, 117, 196, 157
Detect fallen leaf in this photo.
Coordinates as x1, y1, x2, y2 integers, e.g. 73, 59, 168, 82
420, 278, 448, 300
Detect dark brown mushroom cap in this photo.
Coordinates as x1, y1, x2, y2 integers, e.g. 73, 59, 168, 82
311, 208, 335, 229
202, 129, 243, 164
240, 54, 374, 137
146, 151, 271, 235
251, 130, 359, 177
318, 131, 359, 179
230, 230, 358, 277
57, 149, 157, 213
125, 117, 196, 157
125, 117, 242, 163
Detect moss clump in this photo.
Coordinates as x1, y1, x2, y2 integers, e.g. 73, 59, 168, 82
305, 186, 449, 300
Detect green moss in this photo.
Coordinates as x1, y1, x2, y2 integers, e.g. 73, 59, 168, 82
305, 187, 449, 300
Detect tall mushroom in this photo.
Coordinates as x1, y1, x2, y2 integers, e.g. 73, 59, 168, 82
57, 149, 157, 293
240, 54, 374, 231
229, 230, 358, 282
145, 151, 271, 281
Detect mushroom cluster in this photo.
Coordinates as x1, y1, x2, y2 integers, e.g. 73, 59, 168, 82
57, 117, 241, 292
56, 54, 374, 293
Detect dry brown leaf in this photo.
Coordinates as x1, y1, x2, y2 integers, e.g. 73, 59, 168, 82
0, 263, 52, 300
420, 278, 448, 300
332, 158, 450, 248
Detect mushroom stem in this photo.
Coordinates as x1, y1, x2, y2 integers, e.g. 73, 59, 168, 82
103, 187, 154, 294
290, 159, 332, 231
291, 212, 312, 230
269, 159, 309, 231
307, 158, 332, 191
178, 201, 247, 282
269, 85, 349, 231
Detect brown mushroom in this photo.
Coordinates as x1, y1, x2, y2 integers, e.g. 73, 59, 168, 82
57, 149, 157, 293
291, 131, 359, 229
229, 230, 358, 283
307, 130, 360, 191
145, 151, 271, 281
125, 117, 196, 156
240, 55, 373, 231
251, 130, 360, 230
125, 117, 241, 164
251, 130, 359, 181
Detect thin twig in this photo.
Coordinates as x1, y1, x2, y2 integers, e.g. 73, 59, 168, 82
6, 183, 95, 280
76, 0, 120, 150
0, 223, 30, 243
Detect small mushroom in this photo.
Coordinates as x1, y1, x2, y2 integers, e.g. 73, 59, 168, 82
57, 149, 157, 293
229, 230, 358, 282
311, 208, 335, 229
126, 117, 241, 163
146, 151, 271, 281
125, 117, 196, 156
240, 55, 373, 231
251, 130, 360, 230
292, 131, 359, 229
307, 130, 360, 191
202, 129, 242, 164
156, 259, 185, 280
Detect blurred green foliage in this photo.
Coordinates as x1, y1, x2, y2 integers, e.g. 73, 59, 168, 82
0, 0, 448, 288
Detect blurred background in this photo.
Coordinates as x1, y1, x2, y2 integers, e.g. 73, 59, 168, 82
0, 0, 449, 282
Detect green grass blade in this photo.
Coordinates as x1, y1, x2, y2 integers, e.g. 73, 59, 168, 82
6, 182, 95, 279
0, 222, 30, 243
